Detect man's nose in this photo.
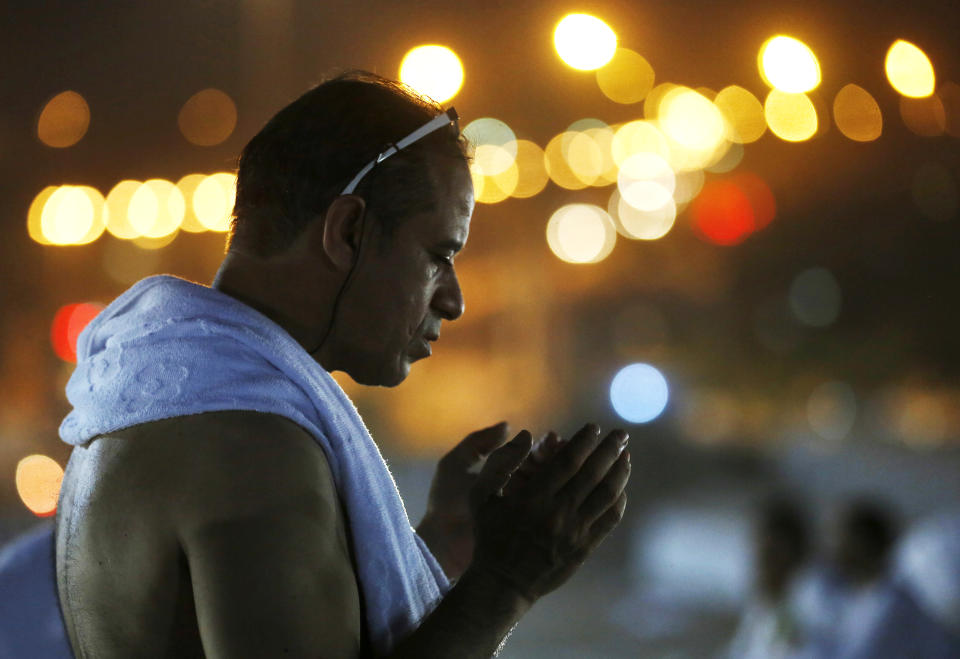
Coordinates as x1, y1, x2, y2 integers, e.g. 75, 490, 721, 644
433, 270, 465, 321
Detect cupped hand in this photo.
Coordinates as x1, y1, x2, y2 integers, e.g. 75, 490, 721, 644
418, 421, 512, 580
467, 424, 631, 605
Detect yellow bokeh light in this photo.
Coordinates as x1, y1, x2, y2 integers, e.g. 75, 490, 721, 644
707, 141, 744, 174
759, 35, 821, 93
544, 132, 590, 190
464, 117, 518, 175
104, 180, 144, 239
764, 90, 818, 142
37, 91, 90, 148
471, 158, 518, 204
194, 172, 237, 231
399, 45, 464, 104
132, 231, 179, 250
510, 139, 549, 198
175, 173, 211, 232
658, 87, 727, 152
553, 13, 617, 71
644, 82, 680, 121
27, 186, 58, 245
74, 186, 107, 245
16, 454, 64, 517
611, 120, 671, 166
178, 88, 238, 146
596, 48, 655, 104
714, 85, 767, 143
885, 40, 935, 98
608, 188, 676, 240
833, 84, 883, 142
41, 185, 95, 245
900, 94, 946, 137
128, 179, 185, 239
546, 204, 616, 264
565, 131, 605, 186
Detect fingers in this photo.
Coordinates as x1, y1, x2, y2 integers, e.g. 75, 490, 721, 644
533, 424, 604, 495
579, 492, 628, 559
469, 430, 533, 510
442, 421, 509, 471
532, 431, 562, 463
577, 449, 630, 526
558, 429, 629, 509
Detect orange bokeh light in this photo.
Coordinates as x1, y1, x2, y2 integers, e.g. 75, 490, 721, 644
51, 302, 104, 363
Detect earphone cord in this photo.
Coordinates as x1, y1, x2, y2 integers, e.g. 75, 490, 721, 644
308, 212, 367, 358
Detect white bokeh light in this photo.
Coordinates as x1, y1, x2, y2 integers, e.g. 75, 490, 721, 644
610, 363, 670, 423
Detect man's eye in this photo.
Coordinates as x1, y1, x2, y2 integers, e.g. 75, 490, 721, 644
435, 253, 454, 266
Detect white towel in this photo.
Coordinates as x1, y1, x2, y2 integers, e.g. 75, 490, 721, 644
60, 274, 450, 656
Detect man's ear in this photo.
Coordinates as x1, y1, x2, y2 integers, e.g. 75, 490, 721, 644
319, 195, 366, 271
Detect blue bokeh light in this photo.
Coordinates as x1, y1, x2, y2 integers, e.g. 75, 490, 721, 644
610, 362, 669, 423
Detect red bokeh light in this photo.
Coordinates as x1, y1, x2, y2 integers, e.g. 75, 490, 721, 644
732, 172, 776, 230
51, 302, 104, 363
691, 174, 776, 245
691, 180, 755, 245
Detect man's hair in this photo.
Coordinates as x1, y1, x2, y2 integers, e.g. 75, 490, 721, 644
230, 70, 470, 255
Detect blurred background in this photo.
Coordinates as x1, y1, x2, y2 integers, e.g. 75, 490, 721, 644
2, 1, 959, 656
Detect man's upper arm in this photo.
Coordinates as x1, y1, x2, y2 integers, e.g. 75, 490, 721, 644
175, 412, 362, 659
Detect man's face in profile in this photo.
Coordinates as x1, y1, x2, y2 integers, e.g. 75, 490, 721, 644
333, 162, 474, 387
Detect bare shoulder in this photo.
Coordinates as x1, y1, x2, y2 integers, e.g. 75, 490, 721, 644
99, 411, 339, 527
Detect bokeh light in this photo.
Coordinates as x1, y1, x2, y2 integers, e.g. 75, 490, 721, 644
731, 172, 776, 230
611, 120, 671, 166
546, 203, 616, 263
658, 87, 726, 153
900, 94, 946, 137
608, 188, 677, 240
194, 172, 237, 231
912, 162, 958, 222
807, 381, 857, 441
690, 179, 755, 246
706, 141, 744, 174
37, 90, 90, 148
618, 152, 675, 211
610, 363, 669, 423
759, 36, 821, 93
471, 158, 518, 204
16, 454, 64, 517
714, 85, 767, 144
40, 185, 101, 245
128, 179, 186, 238
51, 302, 104, 363
399, 44, 464, 103
463, 117, 518, 175
104, 180, 145, 239
596, 47, 655, 104
27, 186, 59, 245
885, 40, 935, 98
833, 84, 883, 142
175, 173, 212, 232
789, 267, 842, 327
509, 139, 550, 198
178, 88, 238, 146
544, 132, 590, 190
764, 90, 818, 142
554, 13, 617, 71
672, 169, 706, 206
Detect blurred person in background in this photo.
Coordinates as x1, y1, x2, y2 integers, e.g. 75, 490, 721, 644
0, 71, 633, 658
794, 498, 956, 658
726, 496, 812, 659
